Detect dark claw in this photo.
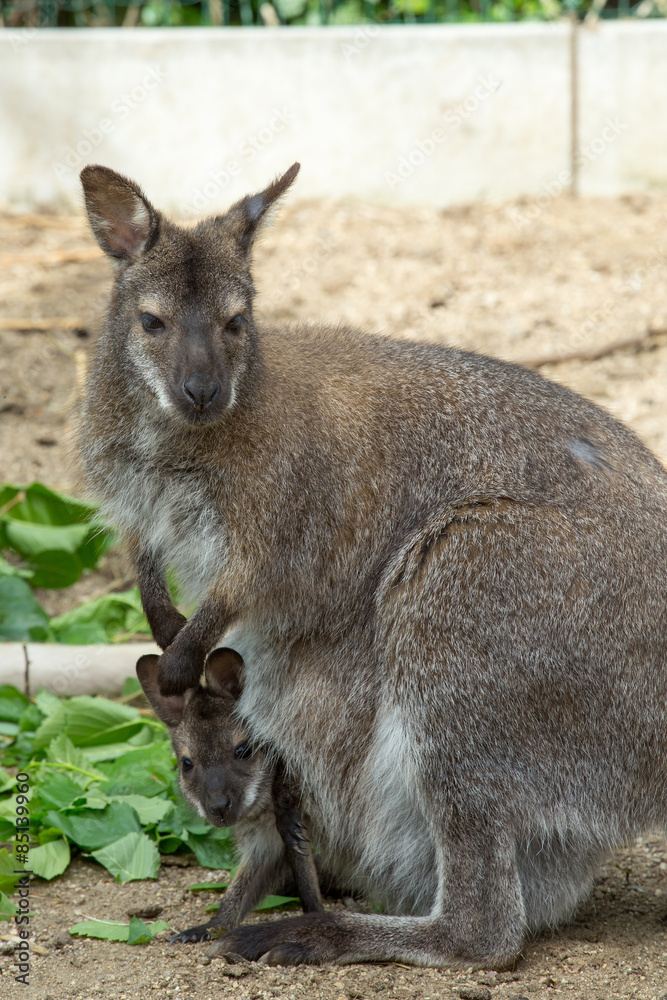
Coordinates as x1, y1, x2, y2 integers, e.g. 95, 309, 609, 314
169, 925, 212, 944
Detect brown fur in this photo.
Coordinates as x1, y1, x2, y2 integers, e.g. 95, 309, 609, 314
80, 164, 667, 967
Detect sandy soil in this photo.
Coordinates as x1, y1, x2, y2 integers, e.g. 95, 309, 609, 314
2, 192, 667, 998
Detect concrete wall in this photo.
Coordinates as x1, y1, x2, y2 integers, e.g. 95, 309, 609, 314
0, 22, 665, 213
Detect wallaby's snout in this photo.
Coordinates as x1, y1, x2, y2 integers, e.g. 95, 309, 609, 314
183, 373, 220, 411
203, 775, 233, 825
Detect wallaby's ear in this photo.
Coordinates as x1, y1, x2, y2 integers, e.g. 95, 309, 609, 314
205, 647, 244, 701
136, 654, 189, 727
80, 165, 160, 260
223, 162, 300, 254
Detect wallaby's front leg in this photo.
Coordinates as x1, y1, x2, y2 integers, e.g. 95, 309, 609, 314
272, 765, 323, 915
158, 587, 233, 695
131, 543, 186, 650
171, 854, 288, 945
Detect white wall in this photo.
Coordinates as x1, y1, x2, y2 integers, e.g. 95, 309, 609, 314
0, 22, 665, 213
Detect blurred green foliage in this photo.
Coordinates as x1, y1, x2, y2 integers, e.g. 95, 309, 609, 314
0, 482, 150, 644
0, 0, 659, 29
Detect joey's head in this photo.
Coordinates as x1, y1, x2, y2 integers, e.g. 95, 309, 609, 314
80, 163, 300, 426
136, 648, 273, 827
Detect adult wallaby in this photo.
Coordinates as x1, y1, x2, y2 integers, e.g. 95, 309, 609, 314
136, 647, 323, 944
79, 162, 667, 968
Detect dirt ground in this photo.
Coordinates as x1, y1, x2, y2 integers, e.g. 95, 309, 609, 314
2, 192, 667, 998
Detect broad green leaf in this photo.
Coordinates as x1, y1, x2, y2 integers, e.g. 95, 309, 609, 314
127, 915, 169, 944
111, 794, 172, 826
0, 890, 18, 921
35, 688, 62, 719
33, 696, 143, 750
0, 576, 50, 641
98, 743, 174, 797
3, 482, 97, 527
26, 549, 84, 589
50, 588, 150, 644
254, 894, 300, 911
70, 916, 169, 943
184, 828, 236, 870
29, 839, 70, 880
4, 520, 90, 558
0, 722, 18, 737
90, 831, 160, 883
37, 773, 90, 810
0, 767, 18, 795
52, 622, 110, 645
121, 676, 143, 698
0, 686, 29, 723
44, 733, 105, 785
46, 801, 141, 850
0, 819, 15, 841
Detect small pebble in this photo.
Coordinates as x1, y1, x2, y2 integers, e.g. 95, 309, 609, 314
459, 987, 491, 1000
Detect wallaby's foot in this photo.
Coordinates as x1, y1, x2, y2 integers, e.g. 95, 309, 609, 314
158, 641, 206, 695
210, 913, 353, 965
170, 923, 214, 944
152, 609, 188, 651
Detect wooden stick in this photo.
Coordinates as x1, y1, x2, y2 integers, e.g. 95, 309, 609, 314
0, 247, 101, 266
520, 327, 667, 369
0, 317, 86, 332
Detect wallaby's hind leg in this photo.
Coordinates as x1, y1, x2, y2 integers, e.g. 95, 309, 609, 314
211, 821, 525, 967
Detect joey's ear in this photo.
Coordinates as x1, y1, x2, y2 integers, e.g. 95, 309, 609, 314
136, 654, 190, 727
222, 162, 300, 254
80, 165, 160, 260
205, 647, 244, 701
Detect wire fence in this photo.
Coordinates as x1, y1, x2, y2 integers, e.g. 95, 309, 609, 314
1, 0, 665, 29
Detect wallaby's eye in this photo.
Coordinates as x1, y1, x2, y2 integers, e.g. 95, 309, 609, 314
234, 743, 253, 760
225, 314, 245, 335
140, 312, 165, 333
181, 757, 194, 773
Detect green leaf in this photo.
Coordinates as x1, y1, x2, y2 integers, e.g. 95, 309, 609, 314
50, 589, 150, 644
34, 696, 143, 750
188, 880, 231, 892
111, 794, 172, 826
98, 743, 174, 797
254, 894, 300, 911
0, 576, 51, 641
0, 686, 29, 723
4, 519, 90, 558
0, 848, 20, 893
26, 549, 84, 589
184, 827, 236, 870
35, 688, 62, 719
0, 890, 18, 921
38, 773, 90, 810
90, 831, 160, 883
127, 915, 169, 944
46, 801, 141, 850
70, 916, 169, 943
121, 676, 143, 698
29, 839, 70, 880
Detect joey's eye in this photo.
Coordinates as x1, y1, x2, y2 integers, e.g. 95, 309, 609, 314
234, 743, 253, 760
181, 757, 194, 773
140, 313, 165, 332
225, 314, 245, 335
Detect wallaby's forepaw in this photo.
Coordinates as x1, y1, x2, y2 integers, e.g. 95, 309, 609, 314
153, 610, 188, 651
158, 642, 205, 695
209, 913, 342, 965
169, 923, 212, 944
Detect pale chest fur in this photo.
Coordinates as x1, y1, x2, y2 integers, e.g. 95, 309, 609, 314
99, 428, 228, 604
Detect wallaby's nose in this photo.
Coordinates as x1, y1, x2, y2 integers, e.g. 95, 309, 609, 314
207, 794, 231, 819
182, 374, 220, 408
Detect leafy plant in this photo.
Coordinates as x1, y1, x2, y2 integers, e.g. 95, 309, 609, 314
0, 482, 151, 644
